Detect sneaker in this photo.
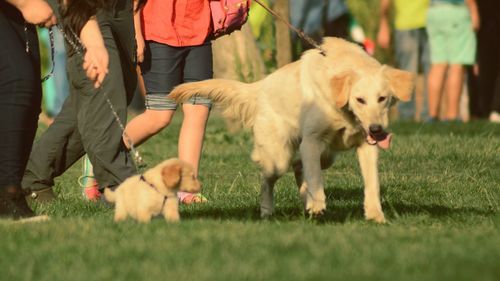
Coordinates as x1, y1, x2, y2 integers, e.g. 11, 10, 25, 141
0, 186, 36, 219
177, 191, 208, 205
78, 156, 101, 201
489, 111, 500, 123
424, 116, 439, 123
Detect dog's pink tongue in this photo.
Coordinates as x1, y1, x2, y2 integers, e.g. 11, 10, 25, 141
377, 133, 392, 150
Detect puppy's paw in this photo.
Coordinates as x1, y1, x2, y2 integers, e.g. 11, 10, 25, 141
365, 210, 386, 224
165, 214, 180, 223
164, 210, 180, 223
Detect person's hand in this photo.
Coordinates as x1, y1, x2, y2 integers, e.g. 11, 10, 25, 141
377, 21, 391, 50
83, 45, 109, 88
470, 10, 480, 32
136, 34, 145, 63
80, 18, 108, 88
16, 0, 57, 27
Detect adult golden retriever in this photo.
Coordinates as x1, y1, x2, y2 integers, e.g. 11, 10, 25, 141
171, 38, 414, 223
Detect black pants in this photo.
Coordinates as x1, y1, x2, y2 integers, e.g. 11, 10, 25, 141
477, 0, 500, 115
0, 2, 42, 188
22, 0, 138, 191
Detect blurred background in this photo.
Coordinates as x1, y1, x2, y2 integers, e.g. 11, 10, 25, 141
37, 0, 500, 125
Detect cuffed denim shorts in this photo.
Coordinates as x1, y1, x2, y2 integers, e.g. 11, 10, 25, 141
140, 41, 213, 110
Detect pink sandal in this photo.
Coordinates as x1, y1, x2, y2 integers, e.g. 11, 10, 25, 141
177, 191, 208, 204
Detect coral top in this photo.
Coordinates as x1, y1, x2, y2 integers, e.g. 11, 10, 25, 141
141, 0, 212, 47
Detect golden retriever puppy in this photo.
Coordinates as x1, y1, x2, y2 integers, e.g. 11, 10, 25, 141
170, 38, 414, 223
104, 158, 201, 223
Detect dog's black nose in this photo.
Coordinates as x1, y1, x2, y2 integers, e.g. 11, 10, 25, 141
369, 124, 383, 135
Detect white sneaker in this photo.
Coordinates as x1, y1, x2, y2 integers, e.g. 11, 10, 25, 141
489, 111, 500, 123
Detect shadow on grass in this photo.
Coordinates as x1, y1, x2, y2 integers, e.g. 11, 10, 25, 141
182, 187, 496, 223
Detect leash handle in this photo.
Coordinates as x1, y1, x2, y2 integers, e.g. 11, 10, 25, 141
253, 0, 326, 56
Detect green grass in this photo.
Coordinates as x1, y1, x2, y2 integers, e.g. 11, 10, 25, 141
1, 113, 499, 281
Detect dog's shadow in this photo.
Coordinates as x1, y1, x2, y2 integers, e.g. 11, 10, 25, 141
180, 187, 494, 223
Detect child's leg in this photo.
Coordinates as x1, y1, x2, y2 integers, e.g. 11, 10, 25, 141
427, 63, 447, 119
176, 42, 213, 204
178, 104, 210, 177
124, 109, 176, 148
445, 64, 464, 120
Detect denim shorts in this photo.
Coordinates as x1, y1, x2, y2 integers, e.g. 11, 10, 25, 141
140, 41, 213, 110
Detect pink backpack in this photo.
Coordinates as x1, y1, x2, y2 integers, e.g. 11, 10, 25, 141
210, 0, 251, 38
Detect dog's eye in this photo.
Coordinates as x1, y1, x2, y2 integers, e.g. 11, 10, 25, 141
378, 96, 387, 103
356, 98, 366, 105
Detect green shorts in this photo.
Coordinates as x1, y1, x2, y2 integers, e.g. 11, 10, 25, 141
426, 4, 476, 64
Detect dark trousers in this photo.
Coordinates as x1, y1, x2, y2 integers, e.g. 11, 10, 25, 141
477, 0, 500, 115
0, 3, 42, 188
22, 0, 138, 191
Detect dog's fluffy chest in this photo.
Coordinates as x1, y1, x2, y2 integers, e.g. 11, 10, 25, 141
328, 122, 364, 151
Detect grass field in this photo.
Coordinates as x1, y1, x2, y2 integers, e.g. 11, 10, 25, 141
1, 113, 499, 281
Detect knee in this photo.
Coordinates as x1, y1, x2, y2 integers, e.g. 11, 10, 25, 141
145, 111, 173, 133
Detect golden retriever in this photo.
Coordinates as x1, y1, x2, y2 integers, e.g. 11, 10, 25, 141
104, 158, 201, 223
170, 38, 414, 223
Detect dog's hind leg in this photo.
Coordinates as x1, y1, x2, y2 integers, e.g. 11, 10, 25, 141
136, 208, 153, 223
356, 143, 386, 223
259, 173, 279, 218
254, 144, 293, 218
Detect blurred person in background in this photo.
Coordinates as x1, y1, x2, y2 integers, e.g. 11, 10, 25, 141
425, 0, 479, 122
377, 0, 430, 122
290, 0, 374, 57
475, 0, 500, 123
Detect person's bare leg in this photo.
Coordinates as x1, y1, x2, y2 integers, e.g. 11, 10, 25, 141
444, 64, 464, 120
178, 104, 210, 177
427, 63, 447, 119
123, 109, 176, 149
176, 103, 209, 204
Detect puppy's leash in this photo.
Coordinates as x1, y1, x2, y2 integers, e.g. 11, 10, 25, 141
252, 0, 326, 56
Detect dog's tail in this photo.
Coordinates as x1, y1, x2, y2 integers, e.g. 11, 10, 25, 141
170, 79, 258, 128
103, 188, 116, 204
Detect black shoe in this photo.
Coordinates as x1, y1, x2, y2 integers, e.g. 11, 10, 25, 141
25, 187, 56, 203
0, 186, 36, 219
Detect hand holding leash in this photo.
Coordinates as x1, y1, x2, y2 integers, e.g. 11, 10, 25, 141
80, 18, 109, 88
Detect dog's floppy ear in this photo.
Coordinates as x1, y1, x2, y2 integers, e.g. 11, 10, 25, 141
161, 162, 182, 188
383, 65, 415, 102
330, 71, 357, 108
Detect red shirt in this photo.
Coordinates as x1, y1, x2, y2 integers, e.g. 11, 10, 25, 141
142, 0, 212, 47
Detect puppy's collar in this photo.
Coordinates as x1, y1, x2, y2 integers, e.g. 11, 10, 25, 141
139, 175, 175, 204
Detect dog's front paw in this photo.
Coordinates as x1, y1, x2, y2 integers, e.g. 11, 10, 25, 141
365, 210, 386, 224
304, 189, 326, 217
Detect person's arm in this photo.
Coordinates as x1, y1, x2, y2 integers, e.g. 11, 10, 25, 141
134, 0, 145, 63
376, 0, 391, 50
465, 0, 480, 31
6, 0, 56, 27
80, 17, 109, 88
